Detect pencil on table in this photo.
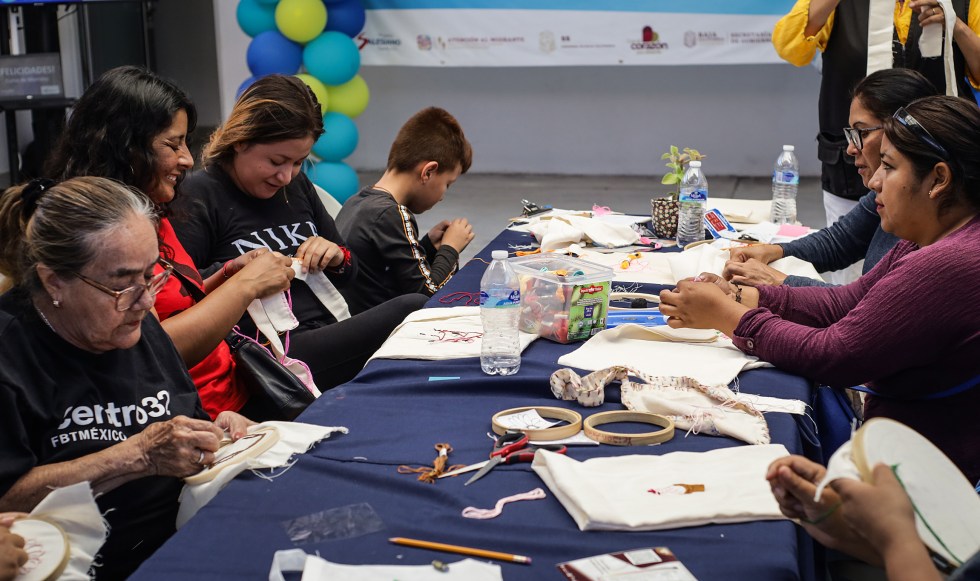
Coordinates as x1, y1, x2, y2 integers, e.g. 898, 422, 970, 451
388, 536, 532, 565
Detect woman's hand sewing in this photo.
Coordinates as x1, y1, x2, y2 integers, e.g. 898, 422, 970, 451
132, 416, 224, 478
295, 236, 344, 273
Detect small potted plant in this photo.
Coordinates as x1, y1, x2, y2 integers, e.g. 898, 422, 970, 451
652, 146, 705, 239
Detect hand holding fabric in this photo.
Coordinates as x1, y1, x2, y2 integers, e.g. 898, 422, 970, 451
658, 278, 746, 335
235, 250, 294, 298
909, 1, 947, 28
724, 258, 789, 286
0, 526, 26, 581
213, 411, 256, 442
132, 416, 224, 478
295, 236, 345, 273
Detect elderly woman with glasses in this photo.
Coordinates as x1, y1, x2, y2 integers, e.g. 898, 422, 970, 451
45, 66, 296, 421
660, 95, 980, 486
0, 177, 252, 579
724, 68, 938, 288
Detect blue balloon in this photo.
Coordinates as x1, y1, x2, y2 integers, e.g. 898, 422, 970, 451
237, 75, 259, 98
307, 161, 360, 203
324, 0, 366, 38
247, 31, 303, 77
236, 0, 277, 37
255, 0, 279, 4
303, 31, 360, 86
312, 112, 359, 162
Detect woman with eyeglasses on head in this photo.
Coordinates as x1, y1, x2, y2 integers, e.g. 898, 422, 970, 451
724, 68, 938, 288
0, 177, 253, 579
660, 95, 980, 485
44, 66, 296, 421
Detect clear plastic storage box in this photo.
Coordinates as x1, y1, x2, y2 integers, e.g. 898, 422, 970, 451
509, 254, 612, 344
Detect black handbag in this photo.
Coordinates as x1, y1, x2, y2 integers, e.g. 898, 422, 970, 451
225, 329, 316, 421
168, 264, 316, 420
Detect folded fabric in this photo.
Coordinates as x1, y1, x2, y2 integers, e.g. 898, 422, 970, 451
370, 306, 537, 362
269, 550, 504, 581
25, 481, 107, 580
178, 421, 346, 528
526, 215, 640, 251
558, 323, 770, 387
550, 366, 770, 445
532, 445, 789, 531
706, 198, 771, 224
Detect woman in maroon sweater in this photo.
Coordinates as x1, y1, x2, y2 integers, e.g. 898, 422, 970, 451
659, 95, 980, 485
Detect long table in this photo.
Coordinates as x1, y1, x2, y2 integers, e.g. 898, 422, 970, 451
132, 228, 821, 580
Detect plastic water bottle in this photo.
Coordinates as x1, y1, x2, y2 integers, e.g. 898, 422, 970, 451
676, 160, 708, 248
771, 145, 799, 225
480, 250, 521, 375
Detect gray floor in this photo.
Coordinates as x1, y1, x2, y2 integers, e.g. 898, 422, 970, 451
355, 170, 827, 263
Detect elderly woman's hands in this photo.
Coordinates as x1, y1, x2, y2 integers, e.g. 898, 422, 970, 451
213, 411, 256, 442
295, 236, 345, 274
132, 416, 224, 478
0, 524, 27, 581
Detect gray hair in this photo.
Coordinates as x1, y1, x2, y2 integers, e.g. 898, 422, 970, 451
0, 176, 157, 292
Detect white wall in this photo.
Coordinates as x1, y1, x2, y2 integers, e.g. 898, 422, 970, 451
212, 4, 826, 177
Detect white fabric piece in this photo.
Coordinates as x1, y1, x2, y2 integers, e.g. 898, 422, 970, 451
551, 366, 771, 445
526, 215, 640, 251
269, 549, 504, 581
867, 0, 894, 76
178, 421, 346, 528
814, 440, 862, 502
369, 306, 537, 362
918, 0, 958, 95
247, 261, 351, 358
734, 393, 807, 415
558, 323, 771, 387
25, 482, 106, 581
532, 445, 789, 531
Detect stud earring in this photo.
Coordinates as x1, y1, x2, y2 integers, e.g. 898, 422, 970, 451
52, 299, 62, 308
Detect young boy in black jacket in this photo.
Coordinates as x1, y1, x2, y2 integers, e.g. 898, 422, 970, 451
336, 107, 474, 314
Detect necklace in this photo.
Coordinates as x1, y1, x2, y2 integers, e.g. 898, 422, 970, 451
34, 304, 56, 333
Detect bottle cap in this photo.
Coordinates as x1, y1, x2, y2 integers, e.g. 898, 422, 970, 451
782, 145, 795, 151
688, 161, 701, 168
491, 250, 508, 260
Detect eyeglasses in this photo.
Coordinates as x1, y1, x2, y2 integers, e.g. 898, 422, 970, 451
843, 125, 882, 150
892, 107, 950, 160
74, 262, 173, 311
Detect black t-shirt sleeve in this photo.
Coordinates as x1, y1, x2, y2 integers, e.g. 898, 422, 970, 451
376, 205, 458, 296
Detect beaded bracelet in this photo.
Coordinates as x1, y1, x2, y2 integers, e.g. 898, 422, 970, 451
221, 260, 235, 279
733, 283, 743, 304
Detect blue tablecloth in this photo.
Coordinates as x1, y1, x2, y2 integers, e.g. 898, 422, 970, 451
132, 228, 820, 581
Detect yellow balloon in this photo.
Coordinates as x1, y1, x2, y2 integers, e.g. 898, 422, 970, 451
326, 75, 370, 118
275, 0, 327, 43
295, 73, 329, 112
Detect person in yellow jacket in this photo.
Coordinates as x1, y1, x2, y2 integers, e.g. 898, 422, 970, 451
772, 0, 980, 283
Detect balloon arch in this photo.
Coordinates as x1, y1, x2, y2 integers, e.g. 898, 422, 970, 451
237, 0, 368, 202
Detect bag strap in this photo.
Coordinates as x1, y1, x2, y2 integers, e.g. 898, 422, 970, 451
167, 260, 207, 304
847, 374, 980, 401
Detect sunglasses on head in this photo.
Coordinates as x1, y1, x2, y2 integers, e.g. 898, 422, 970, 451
892, 107, 950, 160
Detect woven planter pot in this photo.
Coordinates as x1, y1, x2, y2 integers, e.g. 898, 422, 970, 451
651, 196, 679, 239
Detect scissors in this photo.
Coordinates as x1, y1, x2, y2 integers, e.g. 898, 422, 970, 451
453, 430, 567, 486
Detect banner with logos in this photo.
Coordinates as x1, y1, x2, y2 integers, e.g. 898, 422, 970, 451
358, 1, 796, 67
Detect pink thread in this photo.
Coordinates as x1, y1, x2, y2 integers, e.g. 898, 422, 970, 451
592, 204, 612, 216
461, 488, 546, 519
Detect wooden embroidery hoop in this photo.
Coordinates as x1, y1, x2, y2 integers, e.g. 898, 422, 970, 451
490, 407, 583, 441
583, 411, 675, 446
10, 517, 70, 581
851, 418, 980, 569
184, 426, 281, 486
